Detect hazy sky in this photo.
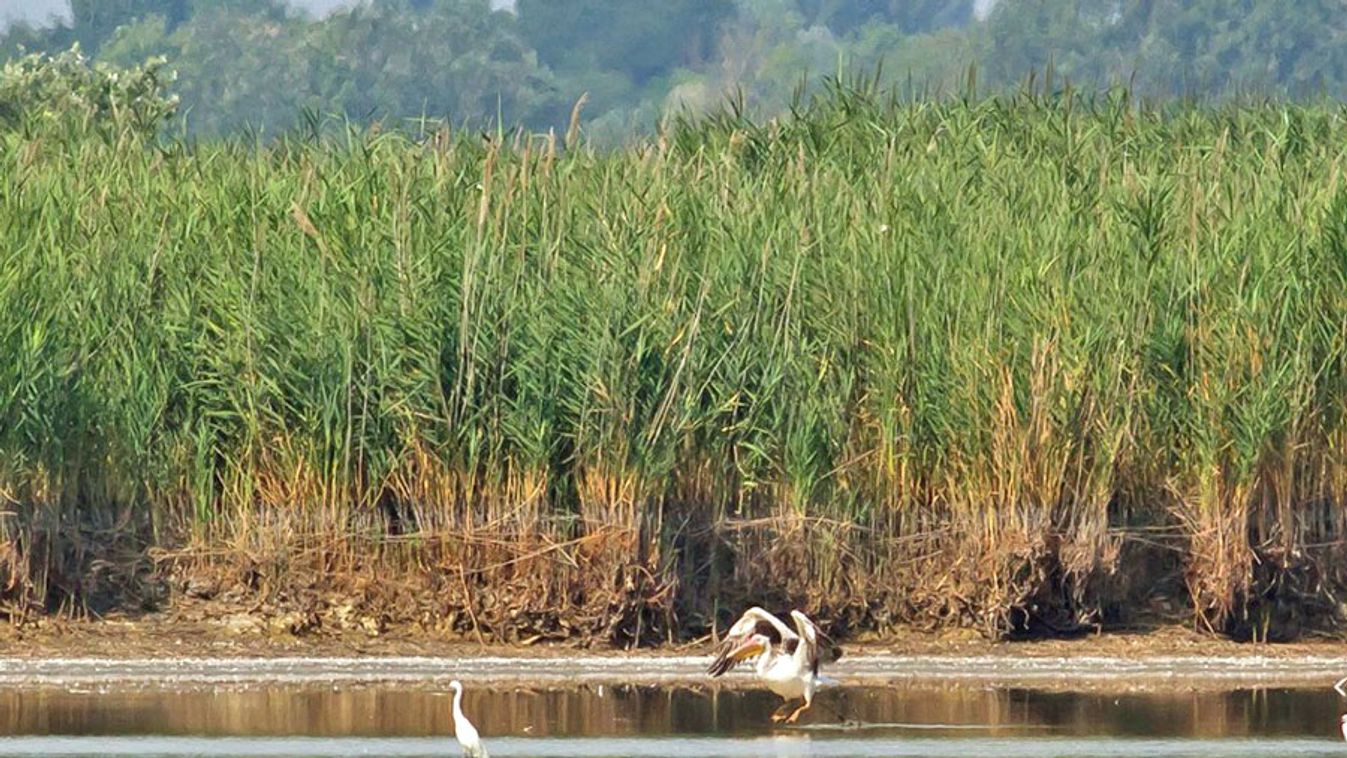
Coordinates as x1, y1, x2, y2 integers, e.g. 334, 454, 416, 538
0, 1, 367, 28
0, 0, 69, 29
0, 0, 516, 28
1, 0, 977, 31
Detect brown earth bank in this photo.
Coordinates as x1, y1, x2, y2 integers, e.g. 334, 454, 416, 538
6, 544, 1346, 658
21, 527, 1340, 653
4, 610, 1347, 661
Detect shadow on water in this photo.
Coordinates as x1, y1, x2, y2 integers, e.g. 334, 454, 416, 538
0, 685, 1342, 756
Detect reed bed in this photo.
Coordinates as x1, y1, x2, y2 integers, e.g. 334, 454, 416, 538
2, 82, 1347, 641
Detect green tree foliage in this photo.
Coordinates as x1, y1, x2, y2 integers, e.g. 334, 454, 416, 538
67, 0, 201, 52
688, 0, 976, 120
7, 0, 1347, 140
305, 0, 554, 127
95, 0, 558, 136
983, 0, 1347, 97
516, 0, 731, 84
795, 0, 974, 35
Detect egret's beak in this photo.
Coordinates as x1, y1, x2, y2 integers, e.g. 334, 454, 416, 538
728, 638, 767, 662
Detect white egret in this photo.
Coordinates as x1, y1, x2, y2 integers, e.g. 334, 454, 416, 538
449, 680, 489, 757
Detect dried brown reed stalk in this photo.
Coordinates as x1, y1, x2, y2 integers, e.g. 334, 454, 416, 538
566, 92, 589, 152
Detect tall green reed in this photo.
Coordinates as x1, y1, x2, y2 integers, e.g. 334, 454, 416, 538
2, 81, 1347, 638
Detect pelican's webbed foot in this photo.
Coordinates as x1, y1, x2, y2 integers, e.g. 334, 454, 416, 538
783, 701, 811, 724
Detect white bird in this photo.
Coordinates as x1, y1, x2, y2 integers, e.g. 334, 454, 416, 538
449, 680, 489, 757
706, 607, 842, 724
1340, 713, 1347, 742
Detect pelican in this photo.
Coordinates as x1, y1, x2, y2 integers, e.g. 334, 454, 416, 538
449, 680, 489, 757
706, 607, 842, 723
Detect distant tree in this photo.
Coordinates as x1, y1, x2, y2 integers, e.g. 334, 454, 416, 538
794, 0, 975, 35
0, 22, 73, 62
122, 0, 557, 135
983, 0, 1094, 83
98, 15, 178, 70
14, 0, 1347, 142
67, 0, 196, 51
6, 1, 286, 59
982, 0, 1347, 97
307, 0, 557, 127
160, 4, 302, 134
516, 0, 732, 84
1114, 0, 1347, 96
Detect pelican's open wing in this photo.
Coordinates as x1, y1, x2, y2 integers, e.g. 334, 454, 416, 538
789, 610, 843, 677
706, 607, 795, 677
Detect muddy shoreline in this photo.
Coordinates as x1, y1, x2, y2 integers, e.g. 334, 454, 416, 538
0, 616, 1345, 692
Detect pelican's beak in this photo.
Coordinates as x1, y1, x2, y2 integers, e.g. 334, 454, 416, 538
728, 638, 767, 662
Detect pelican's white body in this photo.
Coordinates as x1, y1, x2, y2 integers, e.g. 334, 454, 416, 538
756, 648, 811, 701
744, 609, 822, 720
450, 680, 489, 758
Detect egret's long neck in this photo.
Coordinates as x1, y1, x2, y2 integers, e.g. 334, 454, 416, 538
452, 688, 464, 721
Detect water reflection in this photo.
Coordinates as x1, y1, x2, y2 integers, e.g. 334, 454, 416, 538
0, 735, 1342, 758
0, 684, 1338, 742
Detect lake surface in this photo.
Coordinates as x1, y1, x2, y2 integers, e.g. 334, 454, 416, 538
0, 681, 1343, 757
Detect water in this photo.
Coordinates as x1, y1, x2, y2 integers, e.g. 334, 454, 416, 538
0, 679, 1343, 757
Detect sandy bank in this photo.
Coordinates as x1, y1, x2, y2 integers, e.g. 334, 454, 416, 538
0, 617, 1344, 692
